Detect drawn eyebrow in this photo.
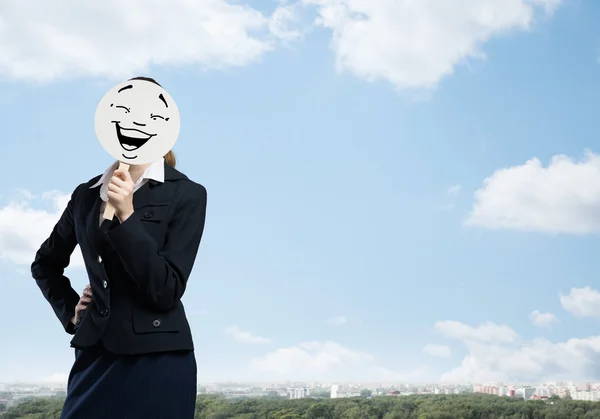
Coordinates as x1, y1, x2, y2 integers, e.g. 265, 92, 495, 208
118, 85, 133, 93
158, 93, 168, 108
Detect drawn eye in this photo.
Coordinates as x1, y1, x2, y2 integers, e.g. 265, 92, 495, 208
115, 105, 130, 113
151, 114, 166, 121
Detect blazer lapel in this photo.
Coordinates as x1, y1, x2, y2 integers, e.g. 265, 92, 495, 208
85, 192, 105, 254
133, 182, 155, 210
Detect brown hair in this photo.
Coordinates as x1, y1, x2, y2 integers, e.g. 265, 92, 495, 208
164, 150, 176, 167
129, 76, 162, 86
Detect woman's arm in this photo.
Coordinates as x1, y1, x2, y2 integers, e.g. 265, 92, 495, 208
31, 186, 82, 334
106, 182, 207, 311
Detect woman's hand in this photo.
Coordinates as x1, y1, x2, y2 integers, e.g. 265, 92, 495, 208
71, 285, 93, 325
107, 168, 135, 222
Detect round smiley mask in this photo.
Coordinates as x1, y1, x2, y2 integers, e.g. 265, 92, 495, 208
95, 78, 180, 165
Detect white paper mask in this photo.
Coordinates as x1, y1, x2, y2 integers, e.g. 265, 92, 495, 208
94, 78, 180, 165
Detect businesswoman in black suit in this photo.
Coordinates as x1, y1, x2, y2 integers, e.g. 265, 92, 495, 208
32, 123, 207, 419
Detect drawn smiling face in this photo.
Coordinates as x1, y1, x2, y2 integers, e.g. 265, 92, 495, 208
94, 79, 180, 165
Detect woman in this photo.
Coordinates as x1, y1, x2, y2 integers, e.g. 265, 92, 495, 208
31, 110, 207, 419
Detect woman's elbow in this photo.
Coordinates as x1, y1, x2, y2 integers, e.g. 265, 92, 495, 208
147, 280, 186, 312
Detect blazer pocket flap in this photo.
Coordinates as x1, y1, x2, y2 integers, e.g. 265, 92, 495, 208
132, 308, 180, 334
137, 204, 170, 222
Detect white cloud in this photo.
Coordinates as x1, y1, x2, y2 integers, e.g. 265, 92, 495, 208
302, 0, 559, 91
560, 287, 600, 318
435, 289, 600, 383
327, 315, 347, 326
440, 333, 600, 384
269, 2, 307, 42
440, 184, 461, 210
1, 0, 562, 93
423, 344, 451, 358
529, 310, 558, 328
39, 372, 68, 384
447, 184, 461, 196
225, 325, 272, 344
0, 190, 83, 267
0, 0, 297, 83
531, 0, 563, 14
435, 320, 518, 343
250, 341, 371, 375
436, 308, 600, 383
465, 152, 600, 234
373, 365, 435, 383
249, 340, 431, 381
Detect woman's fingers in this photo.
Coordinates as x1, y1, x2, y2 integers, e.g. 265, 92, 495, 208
107, 182, 124, 194
75, 285, 94, 322
110, 175, 128, 189
77, 294, 93, 310
83, 285, 93, 297
79, 297, 91, 306
76, 298, 91, 310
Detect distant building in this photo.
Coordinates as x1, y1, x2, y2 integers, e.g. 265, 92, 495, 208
578, 384, 591, 391
516, 387, 535, 400
473, 385, 499, 396
330, 384, 360, 399
289, 388, 309, 399
338, 389, 361, 398
572, 390, 600, 401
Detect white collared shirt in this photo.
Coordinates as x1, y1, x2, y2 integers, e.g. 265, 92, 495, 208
90, 158, 165, 226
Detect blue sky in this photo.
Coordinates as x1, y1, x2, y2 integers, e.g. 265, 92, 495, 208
3, 0, 600, 385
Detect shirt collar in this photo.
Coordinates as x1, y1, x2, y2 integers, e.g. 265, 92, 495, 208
90, 158, 165, 190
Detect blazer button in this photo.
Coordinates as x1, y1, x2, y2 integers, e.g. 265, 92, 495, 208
143, 212, 153, 219
100, 308, 109, 316
97, 255, 102, 263
102, 280, 108, 289
152, 319, 161, 328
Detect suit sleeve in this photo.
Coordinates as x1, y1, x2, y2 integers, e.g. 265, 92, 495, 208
106, 182, 207, 311
31, 186, 81, 335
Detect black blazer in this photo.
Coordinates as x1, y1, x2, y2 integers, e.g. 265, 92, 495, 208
31, 162, 207, 355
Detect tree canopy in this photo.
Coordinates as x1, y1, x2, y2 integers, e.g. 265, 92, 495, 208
5, 393, 600, 419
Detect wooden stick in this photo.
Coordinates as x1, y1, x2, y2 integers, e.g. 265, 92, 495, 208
102, 162, 130, 220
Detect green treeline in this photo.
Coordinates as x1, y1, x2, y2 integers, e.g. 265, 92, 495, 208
5, 393, 600, 418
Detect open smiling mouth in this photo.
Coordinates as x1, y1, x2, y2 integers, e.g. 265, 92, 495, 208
113, 122, 156, 158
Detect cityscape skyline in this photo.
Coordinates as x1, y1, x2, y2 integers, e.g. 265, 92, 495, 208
4, 379, 600, 401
